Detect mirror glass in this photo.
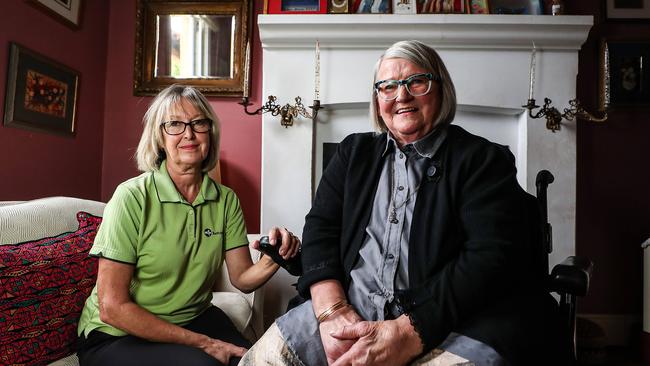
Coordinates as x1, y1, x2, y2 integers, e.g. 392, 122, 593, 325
155, 14, 234, 79
134, 0, 249, 97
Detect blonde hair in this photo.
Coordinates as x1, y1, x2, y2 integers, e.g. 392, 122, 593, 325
369, 40, 457, 132
135, 84, 220, 172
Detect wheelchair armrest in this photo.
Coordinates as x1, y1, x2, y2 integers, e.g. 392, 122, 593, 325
549, 256, 593, 297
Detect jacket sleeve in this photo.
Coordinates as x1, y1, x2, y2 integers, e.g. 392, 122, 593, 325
296, 135, 355, 297
404, 142, 528, 352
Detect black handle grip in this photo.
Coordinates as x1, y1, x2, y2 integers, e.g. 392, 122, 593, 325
259, 236, 302, 276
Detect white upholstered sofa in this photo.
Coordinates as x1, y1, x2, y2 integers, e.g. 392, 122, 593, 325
0, 197, 263, 366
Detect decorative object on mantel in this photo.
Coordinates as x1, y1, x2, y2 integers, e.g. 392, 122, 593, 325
239, 41, 322, 127
490, 0, 542, 14
393, 0, 416, 14
267, 0, 328, 14
353, 0, 391, 13
599, 39, 650, 110
419, 0, 465, 13
522, 42, 607, 132
468, 0, 490, 14
330, 0, 351, 13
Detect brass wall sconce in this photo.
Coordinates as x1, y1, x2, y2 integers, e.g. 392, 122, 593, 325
523, 98, 608, 132
239, 96, 321, 128
524, 43, 607, 132
239, 40, 323, 127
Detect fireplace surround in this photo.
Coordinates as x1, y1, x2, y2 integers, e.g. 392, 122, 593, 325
256, 14, 593, 323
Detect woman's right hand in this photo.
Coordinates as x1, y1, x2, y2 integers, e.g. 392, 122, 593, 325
319, 306, 363, 365
198, 336, 247, 364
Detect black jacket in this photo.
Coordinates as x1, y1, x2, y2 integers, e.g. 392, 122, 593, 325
297, 125, 557, 364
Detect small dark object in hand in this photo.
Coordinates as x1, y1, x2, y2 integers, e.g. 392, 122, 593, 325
259, 236, 302, 276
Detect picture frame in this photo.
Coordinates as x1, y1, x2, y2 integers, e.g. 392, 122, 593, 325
267, 0, 328, 13
599, 40, 650, 110
27, 0, 83, 28
353, 0, 391, 13
489, 0, 542, 14
134, 0, 249, 97
393, 0, 417, 14
330, 0, 350, 13
3, 43, 79, 136
605, 0, 650, 20
467, 0, 490, 13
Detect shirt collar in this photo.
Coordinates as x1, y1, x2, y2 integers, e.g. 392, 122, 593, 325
152, 160, 220, 205
383, 126, 447, 159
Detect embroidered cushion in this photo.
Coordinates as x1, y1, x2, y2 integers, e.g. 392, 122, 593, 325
0, 212, 101, 366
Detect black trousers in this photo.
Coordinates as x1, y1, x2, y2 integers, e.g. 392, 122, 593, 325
77, 306, 251, 366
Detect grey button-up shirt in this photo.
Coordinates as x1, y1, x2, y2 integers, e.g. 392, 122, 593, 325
347, 128, 447, 321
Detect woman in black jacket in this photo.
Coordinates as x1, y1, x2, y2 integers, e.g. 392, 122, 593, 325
240, 40, 556, 366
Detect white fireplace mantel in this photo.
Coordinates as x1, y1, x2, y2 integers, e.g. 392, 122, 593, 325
257, 14, 593, 324
259, 14, 592, 50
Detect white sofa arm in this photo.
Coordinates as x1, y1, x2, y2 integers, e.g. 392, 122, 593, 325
211, 234, 264, 342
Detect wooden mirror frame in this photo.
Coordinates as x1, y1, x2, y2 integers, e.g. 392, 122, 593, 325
134, 0, 249, 97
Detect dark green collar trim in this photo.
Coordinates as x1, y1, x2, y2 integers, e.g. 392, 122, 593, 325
152, 160, 220, 204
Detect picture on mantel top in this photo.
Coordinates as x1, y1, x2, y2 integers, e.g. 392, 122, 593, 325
353, 0, 391, 13
418, 0, 466, 13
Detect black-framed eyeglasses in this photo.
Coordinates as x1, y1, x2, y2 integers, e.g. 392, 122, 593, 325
374, 73, 439, 101
161, 118, 212, 135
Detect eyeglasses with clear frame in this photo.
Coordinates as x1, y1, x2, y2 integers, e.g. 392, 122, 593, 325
374, 73, 440, 101
161, 118, 212, 135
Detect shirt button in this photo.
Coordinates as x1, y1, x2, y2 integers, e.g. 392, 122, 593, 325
398, 186, 404, 191
399, 153, 404, 159
387, 254, 395, 260
189, 211, 194, 215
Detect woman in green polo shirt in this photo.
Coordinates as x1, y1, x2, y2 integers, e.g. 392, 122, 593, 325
76, 85, 300, 366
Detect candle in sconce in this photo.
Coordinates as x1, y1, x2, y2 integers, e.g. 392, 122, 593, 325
528, 42, 536, 101
315, 40, 320, 101
243, 41, 250, 98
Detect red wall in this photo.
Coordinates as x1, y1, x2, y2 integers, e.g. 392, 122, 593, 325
101, 1, 262, 232
0, 1, 109, 201
572, 1, 650, 316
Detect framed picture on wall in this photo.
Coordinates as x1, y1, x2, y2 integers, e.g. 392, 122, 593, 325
605, 0, 650, 20
599, 40, 650, 110
3, 43, 79, 136
27, 0, 83, 28
267, 0, 328, 13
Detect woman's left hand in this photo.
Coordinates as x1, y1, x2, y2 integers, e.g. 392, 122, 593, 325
251, 226, 301, 260
329, 315, 423, 366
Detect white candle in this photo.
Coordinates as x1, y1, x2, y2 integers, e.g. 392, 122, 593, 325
315, 40, 320, 101
528, 42, 536, 100
243, 41, 250, 98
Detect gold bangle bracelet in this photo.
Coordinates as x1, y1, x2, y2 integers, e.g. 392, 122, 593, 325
316, 300, 349, 323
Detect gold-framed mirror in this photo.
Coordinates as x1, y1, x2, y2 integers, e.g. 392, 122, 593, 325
134, 0, 249, 97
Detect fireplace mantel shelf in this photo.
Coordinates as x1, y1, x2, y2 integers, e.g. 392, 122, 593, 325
259, 14, 592, 50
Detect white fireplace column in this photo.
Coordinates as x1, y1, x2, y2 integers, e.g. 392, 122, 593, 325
257, 14, 593, 325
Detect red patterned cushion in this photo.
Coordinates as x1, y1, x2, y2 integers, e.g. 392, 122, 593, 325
0, 211, 101, 366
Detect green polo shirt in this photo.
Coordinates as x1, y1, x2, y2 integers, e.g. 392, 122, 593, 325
77, 161, 248, 337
